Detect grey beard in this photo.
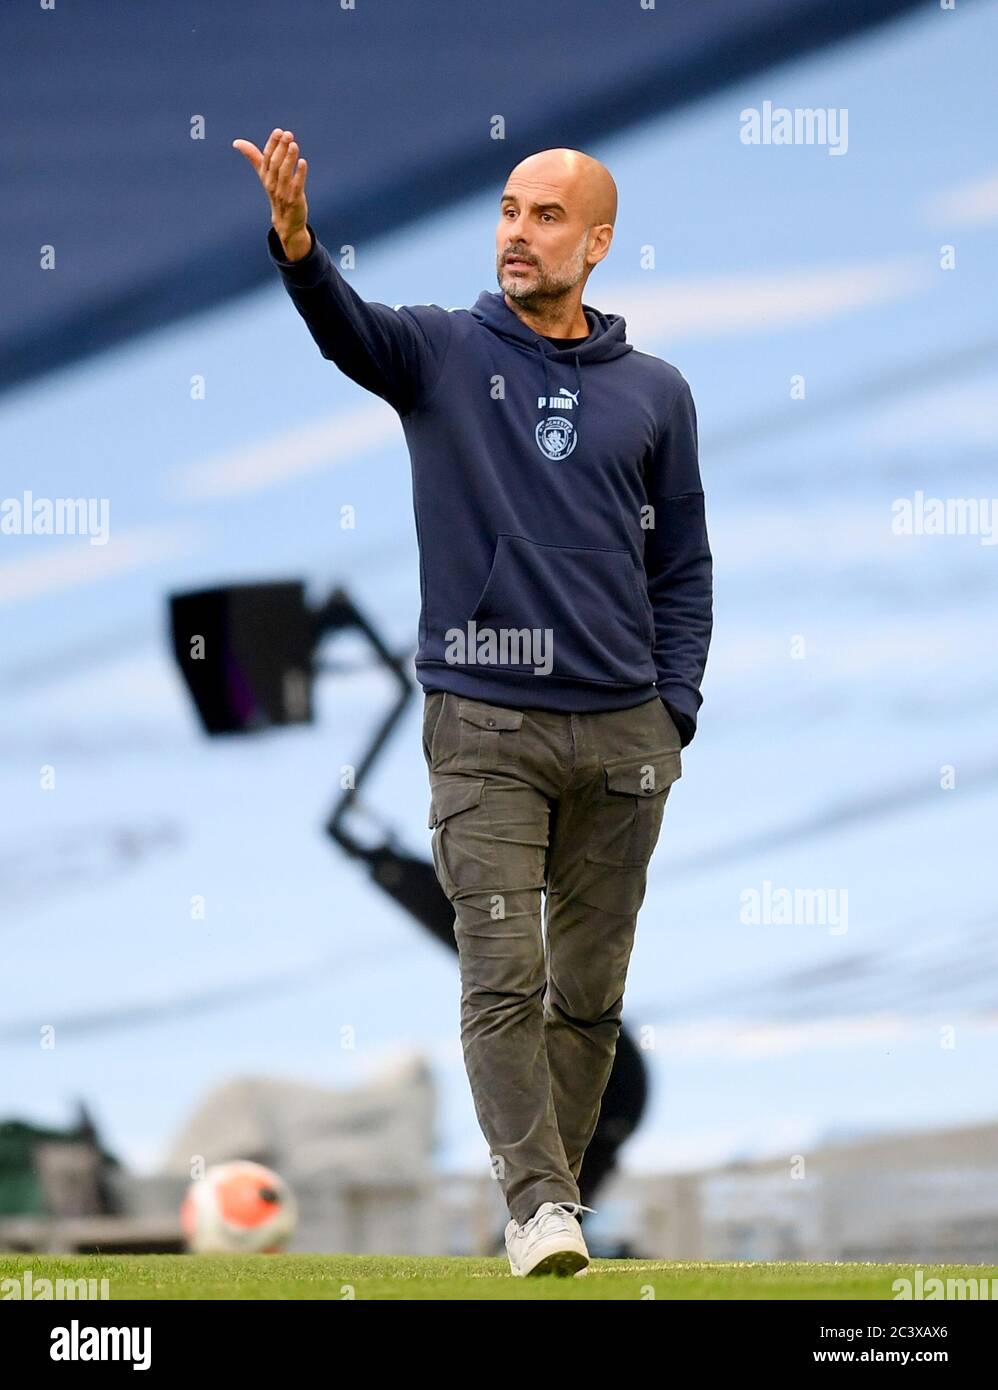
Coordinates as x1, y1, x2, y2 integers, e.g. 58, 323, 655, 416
497, 232, 589, 308
497, 264, 581, 308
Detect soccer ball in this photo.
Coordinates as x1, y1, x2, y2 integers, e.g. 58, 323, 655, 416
180, 1160, 298, 1253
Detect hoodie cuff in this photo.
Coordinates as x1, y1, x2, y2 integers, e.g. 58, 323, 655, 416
267, 223, 325, 287
657, 690, 698, 748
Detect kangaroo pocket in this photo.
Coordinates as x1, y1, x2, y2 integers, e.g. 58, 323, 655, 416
467, 534, 657, 685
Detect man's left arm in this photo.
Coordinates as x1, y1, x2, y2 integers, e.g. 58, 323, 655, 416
642, 376, 713, 747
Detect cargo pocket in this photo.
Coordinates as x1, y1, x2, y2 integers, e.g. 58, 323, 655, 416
457, 699, 523, 772
428, 775, 487, 899
585, 748, 682, 868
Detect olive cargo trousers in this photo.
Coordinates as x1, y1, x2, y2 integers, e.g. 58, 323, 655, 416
422, 690, 682, 1226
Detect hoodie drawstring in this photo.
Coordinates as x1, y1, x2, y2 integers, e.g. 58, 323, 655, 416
538, 340, 550, 417
534, 342, 583, 432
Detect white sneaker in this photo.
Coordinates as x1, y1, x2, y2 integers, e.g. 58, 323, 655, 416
505, 1201, 595, 1277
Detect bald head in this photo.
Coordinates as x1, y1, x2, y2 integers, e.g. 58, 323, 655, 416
504, 148, 617, 229
496, 148, 617, 321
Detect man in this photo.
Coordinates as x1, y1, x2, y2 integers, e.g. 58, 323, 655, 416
235, 130, 712, 1275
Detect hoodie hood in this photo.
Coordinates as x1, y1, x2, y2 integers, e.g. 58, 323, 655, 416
470, 290, 633, 436
469, 289, 633, 363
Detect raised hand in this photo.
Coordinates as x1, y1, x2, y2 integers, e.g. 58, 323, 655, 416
233, 128, 311, 261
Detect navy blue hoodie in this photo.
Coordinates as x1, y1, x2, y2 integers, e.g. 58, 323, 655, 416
268, 224, 712, 743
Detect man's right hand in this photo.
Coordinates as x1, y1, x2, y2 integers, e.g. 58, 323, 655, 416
232, 128, 312, 261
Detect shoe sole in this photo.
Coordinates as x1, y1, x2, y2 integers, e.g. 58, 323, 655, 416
516, 1246, 590, 1277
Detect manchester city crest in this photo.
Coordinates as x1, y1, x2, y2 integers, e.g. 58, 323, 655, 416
535, 415, 577, 460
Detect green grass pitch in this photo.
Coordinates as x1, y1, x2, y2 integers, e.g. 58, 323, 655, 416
3, 1255, 996, 1300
